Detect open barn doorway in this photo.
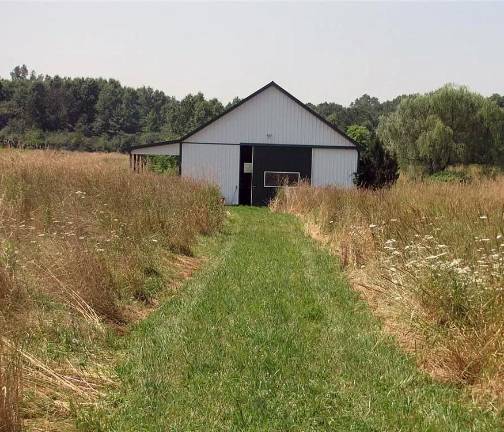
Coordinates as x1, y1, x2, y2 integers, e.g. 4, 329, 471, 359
239, 145, 253, 205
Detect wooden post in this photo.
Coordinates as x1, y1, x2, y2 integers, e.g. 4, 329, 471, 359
129, 153, 132, 170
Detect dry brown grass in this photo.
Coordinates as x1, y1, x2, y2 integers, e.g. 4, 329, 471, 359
272, 178, 504, 409
0, 148, 225, 430
0, 340, 22, 432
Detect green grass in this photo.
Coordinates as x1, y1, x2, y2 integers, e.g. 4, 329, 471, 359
80, 207, 503, 431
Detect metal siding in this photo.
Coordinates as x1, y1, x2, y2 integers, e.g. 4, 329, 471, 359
186, 86, 354, 147
312, 148, 358, 187
181, 143, 240, 205
131, 143, 180, 155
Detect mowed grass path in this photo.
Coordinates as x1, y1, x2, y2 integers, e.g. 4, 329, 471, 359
89, 207, 502, 431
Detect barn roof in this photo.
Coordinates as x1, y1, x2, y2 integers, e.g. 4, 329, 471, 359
130, 81, 359, 151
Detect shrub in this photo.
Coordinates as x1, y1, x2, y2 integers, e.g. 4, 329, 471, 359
429, 170, 471, 183
147, 155, 179, 174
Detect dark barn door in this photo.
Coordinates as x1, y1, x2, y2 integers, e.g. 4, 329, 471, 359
251, 146, 311, 206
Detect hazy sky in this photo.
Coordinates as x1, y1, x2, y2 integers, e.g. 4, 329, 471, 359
1, 2, 503, 106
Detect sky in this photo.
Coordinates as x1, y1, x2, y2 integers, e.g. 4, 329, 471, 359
1, 1, 503, 106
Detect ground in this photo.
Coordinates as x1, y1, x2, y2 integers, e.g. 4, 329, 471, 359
82, 207, 502, 431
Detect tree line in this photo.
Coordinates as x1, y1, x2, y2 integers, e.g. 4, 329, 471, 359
1, 65, 503, 186
0, 65, 232, 152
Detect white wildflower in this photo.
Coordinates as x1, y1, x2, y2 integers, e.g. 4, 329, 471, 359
426, 252, 448, 260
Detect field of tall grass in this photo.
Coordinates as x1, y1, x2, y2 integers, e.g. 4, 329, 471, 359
272, 178, 504, 409
0, 149, 224, 431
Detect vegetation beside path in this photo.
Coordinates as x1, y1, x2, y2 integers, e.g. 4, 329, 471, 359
272, 179, 504, 408
0, 150, 224, 431
82, 207, 502, 431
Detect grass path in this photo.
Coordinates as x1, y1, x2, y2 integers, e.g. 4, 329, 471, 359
85, 207, 502, 431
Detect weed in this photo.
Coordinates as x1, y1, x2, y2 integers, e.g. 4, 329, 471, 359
0, 341, 21, 432
0, 148, 225, 428
272, 178, 504, 408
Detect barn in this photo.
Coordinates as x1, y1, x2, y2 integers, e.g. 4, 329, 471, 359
129, 81, 359, 206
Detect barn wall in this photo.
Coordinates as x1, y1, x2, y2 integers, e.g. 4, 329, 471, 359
130, 143, 180, 155
311, 148, 357, 187
181, 143, 240, 205
186, 86, 355, 148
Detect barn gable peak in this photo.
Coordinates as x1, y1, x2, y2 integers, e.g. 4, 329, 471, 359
181, 82, 358, 148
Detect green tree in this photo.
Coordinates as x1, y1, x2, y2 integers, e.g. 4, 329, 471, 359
348, 94, 382, 129
93, 80, 124, 135
120, 87, 140, 134
416, 115, 454, 172
225, 97, 241, 109
346, 124, 371, 147
489, 93, 504, 108
10, 65, 29, 81
378, 85, 504, 174
347, 124, 398, 188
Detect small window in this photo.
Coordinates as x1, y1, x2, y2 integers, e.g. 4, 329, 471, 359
264, 171, 300, 188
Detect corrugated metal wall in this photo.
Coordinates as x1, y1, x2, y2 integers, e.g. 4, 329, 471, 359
181, 143, 240, 204
186, 86, 353, 147
130, 143, 180, 155
311, 148, 357, 187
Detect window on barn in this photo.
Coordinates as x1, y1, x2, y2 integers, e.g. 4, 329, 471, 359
264, 171, 301, 188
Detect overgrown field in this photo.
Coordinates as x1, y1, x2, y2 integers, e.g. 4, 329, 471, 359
272, 178, 504, 409
0, 149, 224, 431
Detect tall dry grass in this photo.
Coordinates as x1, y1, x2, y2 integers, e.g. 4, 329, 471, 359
272, 179, 504, 408
0, 340, 21, 432
0, 149, 225, 430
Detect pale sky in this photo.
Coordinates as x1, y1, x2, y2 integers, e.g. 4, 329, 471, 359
1, 1, 503, 106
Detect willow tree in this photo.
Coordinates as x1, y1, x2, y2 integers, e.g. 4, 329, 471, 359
378, 85, 504, 174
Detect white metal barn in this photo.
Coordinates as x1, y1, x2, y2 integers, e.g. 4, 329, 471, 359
130, 82, 359, 206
